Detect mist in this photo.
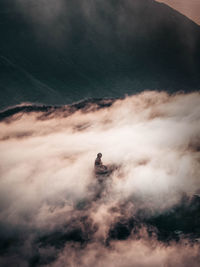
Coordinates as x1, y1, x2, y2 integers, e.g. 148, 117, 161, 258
0, 91, 200, 266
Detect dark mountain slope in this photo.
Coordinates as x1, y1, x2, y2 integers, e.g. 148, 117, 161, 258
0, 0, 200, 109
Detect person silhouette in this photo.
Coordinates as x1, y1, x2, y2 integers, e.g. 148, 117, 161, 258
94, 153, 107, 174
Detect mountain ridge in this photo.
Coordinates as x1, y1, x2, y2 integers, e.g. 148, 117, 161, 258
0, 0, 200, 109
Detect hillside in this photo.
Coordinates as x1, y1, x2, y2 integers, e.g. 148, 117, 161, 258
0, 0, 200, 109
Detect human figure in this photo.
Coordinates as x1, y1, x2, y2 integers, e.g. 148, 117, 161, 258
94, 153, 107, 174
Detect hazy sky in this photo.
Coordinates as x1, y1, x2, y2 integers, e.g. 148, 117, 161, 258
156, 0, 200, 25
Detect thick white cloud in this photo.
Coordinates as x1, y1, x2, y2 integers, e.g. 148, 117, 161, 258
0, 91, 200, 266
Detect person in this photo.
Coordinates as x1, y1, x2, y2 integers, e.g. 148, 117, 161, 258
94, 153, 107, 174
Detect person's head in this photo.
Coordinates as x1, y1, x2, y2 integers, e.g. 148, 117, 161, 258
97, 153, 102, 158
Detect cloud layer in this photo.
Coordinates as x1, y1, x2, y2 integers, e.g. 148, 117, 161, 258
0, 91, 200, 266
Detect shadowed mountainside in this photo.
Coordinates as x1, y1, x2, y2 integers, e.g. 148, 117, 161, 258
0, 0, 200, 109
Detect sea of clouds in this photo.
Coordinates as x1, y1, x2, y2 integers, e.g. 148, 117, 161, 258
0, 91, 200, 266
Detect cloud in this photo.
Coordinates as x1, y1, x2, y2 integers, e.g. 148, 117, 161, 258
0, 91, 200, 266
50, 238, 200, 267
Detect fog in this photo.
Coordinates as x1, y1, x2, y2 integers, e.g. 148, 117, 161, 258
0, 91, 200, 266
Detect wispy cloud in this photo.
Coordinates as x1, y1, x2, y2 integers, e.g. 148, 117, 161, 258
0, 91, 200, 266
